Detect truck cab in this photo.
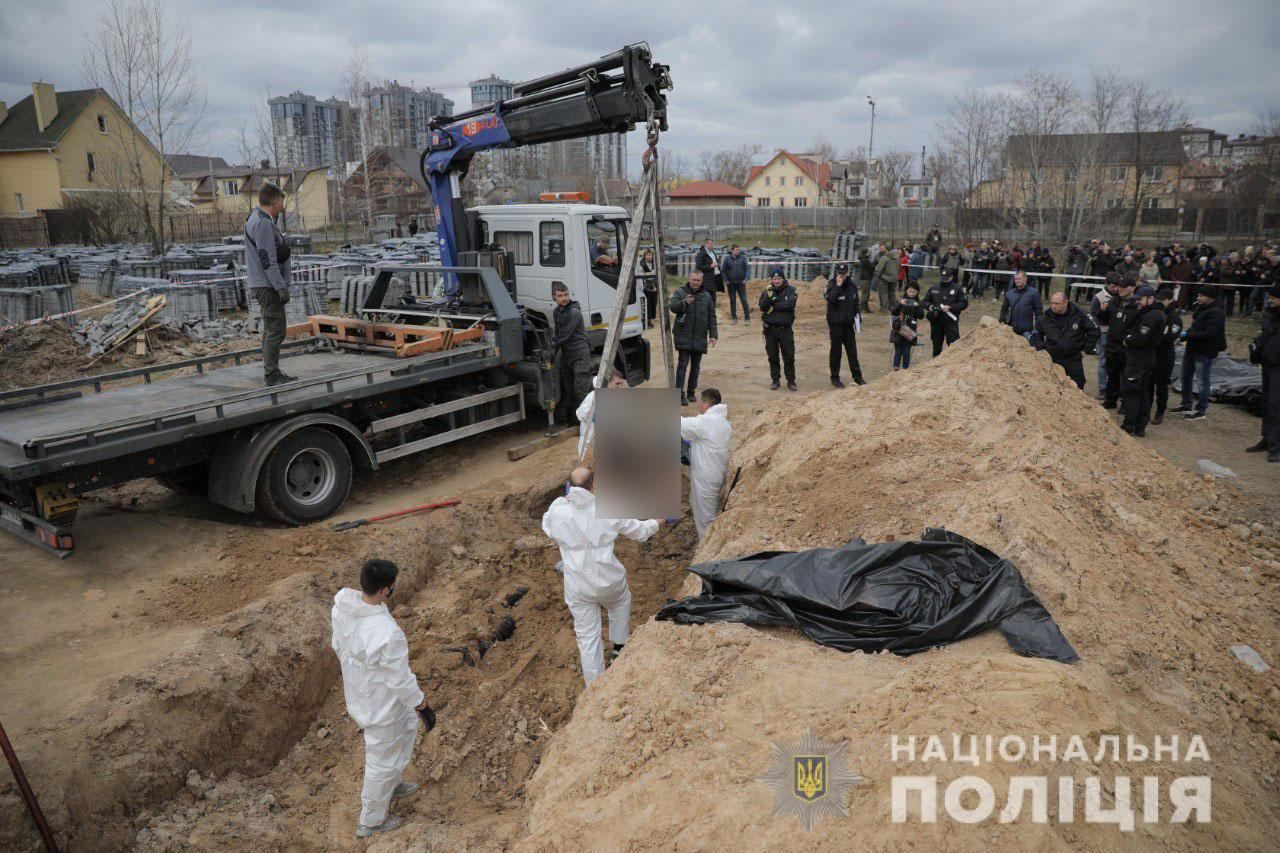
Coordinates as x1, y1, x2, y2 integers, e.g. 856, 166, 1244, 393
472, 203, 649, 383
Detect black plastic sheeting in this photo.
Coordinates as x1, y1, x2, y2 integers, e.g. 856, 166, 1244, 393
1171, 349, 1263, 415
656, 528, 1078, 663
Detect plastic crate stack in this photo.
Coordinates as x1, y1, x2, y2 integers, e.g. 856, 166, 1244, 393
830, 230, 867, 261
247, 280, 324, 332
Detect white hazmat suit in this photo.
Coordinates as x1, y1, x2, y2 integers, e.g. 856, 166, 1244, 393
330, 588, 424, 829
680, 403, 732, 537
542, 486, 659, 685
575, 378, 601, 460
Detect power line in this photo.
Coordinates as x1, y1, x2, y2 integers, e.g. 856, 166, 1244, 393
877, 114, 941, 142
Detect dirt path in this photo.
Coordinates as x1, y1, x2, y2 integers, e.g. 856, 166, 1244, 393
1, 278, 1274, 849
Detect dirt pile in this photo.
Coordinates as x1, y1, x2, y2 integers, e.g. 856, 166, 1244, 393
520, 319, 1280, 850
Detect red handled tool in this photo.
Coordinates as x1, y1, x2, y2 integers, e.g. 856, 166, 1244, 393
331, 499, 460, 531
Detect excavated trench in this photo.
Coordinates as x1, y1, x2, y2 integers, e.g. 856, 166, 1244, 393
0, 459, 698, 851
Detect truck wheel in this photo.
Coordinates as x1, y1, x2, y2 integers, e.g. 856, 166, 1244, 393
255, 428, 352, 525
155, 463, 210, 497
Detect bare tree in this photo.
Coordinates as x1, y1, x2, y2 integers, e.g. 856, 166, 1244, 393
695, 143, 764, 187
936, 88, 1005, 237
81, 0, 208, 253
876, 149, 915, 202
1004, 71, 1079, 241
807, 135, 840, 165
343, 40, 376, 230
1117, 80, 1188, 242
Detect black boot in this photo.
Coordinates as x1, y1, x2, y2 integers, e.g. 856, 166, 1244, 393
853, 374, 866, 386
831, 376, 845, 388
1245, 439, 1267, 453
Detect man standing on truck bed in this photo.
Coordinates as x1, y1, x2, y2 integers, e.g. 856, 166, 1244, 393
245, 183, 294, 386
552, 282, 592, 420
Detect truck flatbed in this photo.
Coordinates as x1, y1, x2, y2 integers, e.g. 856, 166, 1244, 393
0, 339, 503, 480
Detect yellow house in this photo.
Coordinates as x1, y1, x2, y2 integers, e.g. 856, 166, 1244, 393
171, 161, 331, 229
742, 150, 833, 208
0, 82, 168, 216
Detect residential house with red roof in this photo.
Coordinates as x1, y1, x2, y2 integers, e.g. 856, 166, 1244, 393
741, 151, 833, 208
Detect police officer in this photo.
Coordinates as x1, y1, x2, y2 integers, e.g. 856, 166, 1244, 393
1246, 284, 1280, 462
759, 269, 799, 390
1038, 291, 1100, 389
1150, 287, 1183, 425
825, 264, 865, 388
1120, 285, 1166, 437
923, 267, 968, 357
1102, 277, 1138, 410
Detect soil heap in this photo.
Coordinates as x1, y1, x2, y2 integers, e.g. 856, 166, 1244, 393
521, 319, 1280, 850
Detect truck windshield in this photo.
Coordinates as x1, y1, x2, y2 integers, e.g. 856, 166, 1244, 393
586, 219, 629, 293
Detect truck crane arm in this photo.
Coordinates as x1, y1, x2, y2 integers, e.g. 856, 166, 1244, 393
420, 43, 671, 272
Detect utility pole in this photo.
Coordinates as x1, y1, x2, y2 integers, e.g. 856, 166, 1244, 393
865, 96, 876, 232
921, 145, 926, 180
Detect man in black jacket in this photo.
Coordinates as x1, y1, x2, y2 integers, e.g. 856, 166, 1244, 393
1246, 284, 1280, 461
668, 271, 718, 406
759, 269, 798, 390
721, 245, 750, 324
552, 282, 592, 419
824, 264, 865, 387
1150, 288, 1183, 425
1102, 277, 1138, 409
694, 239, 722, 307
1039, 291, 1100, 389
1120, 286, 1166, 436
1171, 285, 1226, 421
923, 268, 968, 357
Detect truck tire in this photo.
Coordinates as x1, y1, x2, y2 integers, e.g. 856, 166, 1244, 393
155, 463, 210, 497
255, 428, 353, 525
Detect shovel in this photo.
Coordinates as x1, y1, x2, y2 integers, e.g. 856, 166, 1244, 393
331, 499, 461, 531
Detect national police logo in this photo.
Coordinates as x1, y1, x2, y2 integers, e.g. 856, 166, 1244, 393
758, 729, 863, 831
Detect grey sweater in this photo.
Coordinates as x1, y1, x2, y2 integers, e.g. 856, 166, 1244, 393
244, 208, 290, 292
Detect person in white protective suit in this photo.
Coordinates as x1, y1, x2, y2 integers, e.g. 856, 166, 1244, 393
575, 368, 629, 460
330, 559, 428, 838
680, 388, 732, 537
542, 467, 667, 686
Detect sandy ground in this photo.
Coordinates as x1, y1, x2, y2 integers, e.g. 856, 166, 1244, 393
0, 278, 1275, 850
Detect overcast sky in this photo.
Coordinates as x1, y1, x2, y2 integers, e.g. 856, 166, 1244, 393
2, 0, 1277, 177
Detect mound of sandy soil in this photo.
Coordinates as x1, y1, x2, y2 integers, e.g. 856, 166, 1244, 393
520, 319, 1280, 850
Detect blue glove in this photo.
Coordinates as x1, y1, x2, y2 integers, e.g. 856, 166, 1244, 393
1179, 330, 1188, 341
664, 517, 681, 525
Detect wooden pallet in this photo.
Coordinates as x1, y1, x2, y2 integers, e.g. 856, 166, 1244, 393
297, 314, 484, 358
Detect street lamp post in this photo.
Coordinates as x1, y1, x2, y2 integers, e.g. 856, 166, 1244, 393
865, 96, 876, 236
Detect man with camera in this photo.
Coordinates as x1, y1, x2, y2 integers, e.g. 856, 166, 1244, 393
759, 268, 799, 390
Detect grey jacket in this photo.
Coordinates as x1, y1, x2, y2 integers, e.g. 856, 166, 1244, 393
244, 208, 291, 292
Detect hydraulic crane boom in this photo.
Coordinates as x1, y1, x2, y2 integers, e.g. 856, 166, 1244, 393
420, 43, 671, 274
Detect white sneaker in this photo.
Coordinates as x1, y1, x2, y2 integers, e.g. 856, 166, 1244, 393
392, 781, 420, 800
356, 815, 403, 838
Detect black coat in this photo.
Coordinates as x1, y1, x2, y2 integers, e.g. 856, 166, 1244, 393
824, 275, 861, 325
1123, 303, 1167, 355
552, 299, 590, 357
1184, 300, 1226, 357
669, 284, 718, 352
1254, 306, 1280, 367
1104, 297, 1138, 353
694, 247, 723, 291
1040, 302, 1100, 360
891, 298, 925, 342
759, 282, 798, 327
923, 281, 968, 323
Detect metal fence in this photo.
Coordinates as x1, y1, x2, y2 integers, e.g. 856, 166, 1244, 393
0, 216, 50, 248
662, 205, 952, 238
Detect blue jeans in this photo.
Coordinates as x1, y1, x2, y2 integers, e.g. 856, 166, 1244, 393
1095, 331, 1108, 393
1181, 353, 1213, 413
893, 340, 913, 369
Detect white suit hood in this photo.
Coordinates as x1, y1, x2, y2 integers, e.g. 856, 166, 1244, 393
542, 488, 659, 601
680, 404, 732, 537
330, 588, 423, 729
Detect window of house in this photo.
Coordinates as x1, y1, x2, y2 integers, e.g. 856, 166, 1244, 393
86, 152, 95, 181
795, 176, 803, 186
1107, 165, 1126, 183
757, 197, 770, 207
764, 176, 771, 186
1105, 198, 1121, 209
1195, 178, 1212, 191
904, 186, 916, 199
922, 186, 932, 200
15, 193, 24, 213
224, 180, 238, 195
539, 221, 565, 267
1143, 197, 1160, 209
492, 230, 534, 266
778, 197, 786, 207
794, 197, 808, 207
1141, 165, 1164, 182
97, 114, 107, 133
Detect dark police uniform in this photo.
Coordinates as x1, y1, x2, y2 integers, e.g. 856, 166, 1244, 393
759, 277, 798, 387
1120, 302, 1167, 435
922, 274, 968, 356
